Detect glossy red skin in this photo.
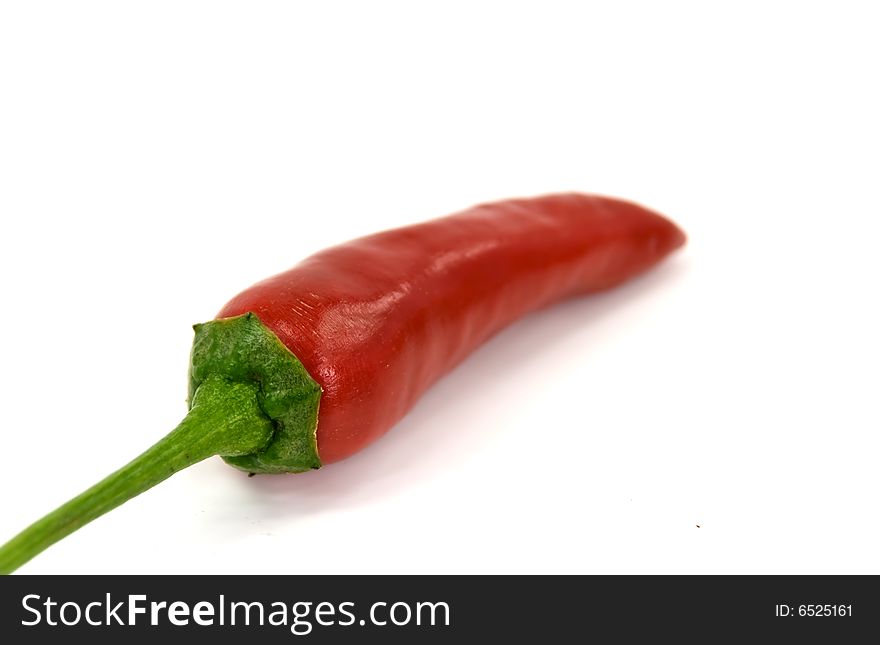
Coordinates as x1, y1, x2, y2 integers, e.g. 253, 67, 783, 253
218, 193, 685, 464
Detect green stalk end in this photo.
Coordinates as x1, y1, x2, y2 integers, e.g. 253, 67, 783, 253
0, 376, 273, 575
0, 312, 322, 574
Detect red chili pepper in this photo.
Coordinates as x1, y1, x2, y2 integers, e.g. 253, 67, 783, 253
0, 192, 685, 573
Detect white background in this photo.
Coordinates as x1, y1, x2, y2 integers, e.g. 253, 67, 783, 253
1, 2, 878, 574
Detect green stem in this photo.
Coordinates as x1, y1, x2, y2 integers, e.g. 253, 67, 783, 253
0, 376, 274, 575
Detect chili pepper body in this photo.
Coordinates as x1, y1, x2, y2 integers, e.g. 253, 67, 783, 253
218, 193, 685, 465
